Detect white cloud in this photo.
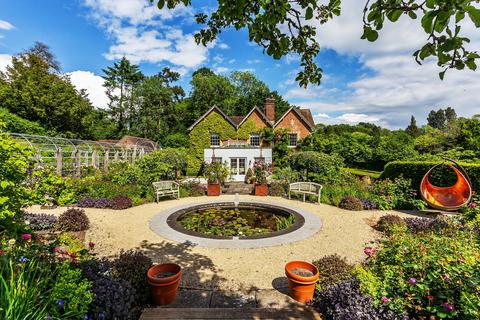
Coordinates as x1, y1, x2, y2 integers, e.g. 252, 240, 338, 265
282, 0, 480, 128
82, 0, 210, 70
0, 54, 12, 72
247, 59, 261, 64
218, 43, 229, 50
0, 20, 14, 30
214, 66, 230, 74
68, 70, 109, 109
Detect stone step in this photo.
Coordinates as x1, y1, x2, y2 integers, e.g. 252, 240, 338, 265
140, 307, 323, 320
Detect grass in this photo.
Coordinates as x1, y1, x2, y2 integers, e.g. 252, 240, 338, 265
343, 168, 382, 179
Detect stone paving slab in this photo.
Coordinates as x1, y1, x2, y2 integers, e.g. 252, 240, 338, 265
160, 289, 212, 308
256, 289, 301, 308
210, 291, 256, 308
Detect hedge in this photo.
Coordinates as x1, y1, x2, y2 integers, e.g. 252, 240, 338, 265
381, 161, 480, 192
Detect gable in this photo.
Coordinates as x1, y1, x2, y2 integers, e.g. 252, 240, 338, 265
242, 108, 270, 130
274, 109, 313, 139
188, 106, 236, 131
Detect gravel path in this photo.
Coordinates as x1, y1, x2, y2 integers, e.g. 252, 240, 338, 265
30, 196, 431, 292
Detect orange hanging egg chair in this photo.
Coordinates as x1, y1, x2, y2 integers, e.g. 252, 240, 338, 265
420, 158, 473, 211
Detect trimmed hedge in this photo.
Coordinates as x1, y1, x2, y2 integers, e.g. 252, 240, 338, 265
381, 161, 480, 192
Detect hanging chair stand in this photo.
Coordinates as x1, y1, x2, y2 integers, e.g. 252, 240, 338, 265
420, 158, 473, 211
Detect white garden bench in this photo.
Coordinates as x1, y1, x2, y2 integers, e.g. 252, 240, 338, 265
152, 181, 180, 202
289, 182, 323, 204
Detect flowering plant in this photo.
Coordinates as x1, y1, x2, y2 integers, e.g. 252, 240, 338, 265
253, 161, 268, 185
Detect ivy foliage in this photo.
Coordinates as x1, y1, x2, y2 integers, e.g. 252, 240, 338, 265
187, 110, 258, 174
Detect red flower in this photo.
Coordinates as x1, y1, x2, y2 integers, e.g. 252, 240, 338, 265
0, 249, 5, 255
70, 252, 77, 259
21, 234, 32, 240
88, 242, 95, 248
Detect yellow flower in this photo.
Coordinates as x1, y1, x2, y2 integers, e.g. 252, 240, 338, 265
8, 239, 16, 246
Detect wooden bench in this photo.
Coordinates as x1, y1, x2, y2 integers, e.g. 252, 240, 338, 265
152, 181, 180, 202
289, 182, 322, 204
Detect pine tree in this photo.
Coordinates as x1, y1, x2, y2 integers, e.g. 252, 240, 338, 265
406, 115, 420, 137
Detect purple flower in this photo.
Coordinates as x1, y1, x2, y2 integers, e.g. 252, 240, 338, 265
19, 256, 28, 263
363, 247, 376, 257
58, 299, 64, 307
443, 273, 450, 281
469, 202, 476, 209
408, 277, 417, 284
441, 302, 454, 312
380, 296, 391, 303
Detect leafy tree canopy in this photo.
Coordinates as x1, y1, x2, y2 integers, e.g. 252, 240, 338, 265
152, 0, 480, 86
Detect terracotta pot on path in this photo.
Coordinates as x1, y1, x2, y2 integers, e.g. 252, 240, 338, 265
147, 263, 182, 305
207, 182, 221, 196
285, 261, 319, 303
255, 184, 268, 196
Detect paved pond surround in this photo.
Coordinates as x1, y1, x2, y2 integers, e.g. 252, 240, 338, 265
150, 200, 322, 249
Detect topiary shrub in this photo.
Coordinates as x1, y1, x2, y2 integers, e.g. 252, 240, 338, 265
57, 208, 90, 231
109, 195, 133, 210
112, 250, 152, 309
23, 212, 58, 230
312, 254, 354, 291
313, 280, 408, 320
269, 181, 287, 197
339, 196, 364, 211
375, 215, 407, 234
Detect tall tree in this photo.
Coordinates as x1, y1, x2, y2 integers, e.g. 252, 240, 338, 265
102, 57, 144, 135
153, 0, 480, 86
0, 43, 94, 138
427, 109, 447, 130
445, 107, 457, 125
406, 115, 421, 137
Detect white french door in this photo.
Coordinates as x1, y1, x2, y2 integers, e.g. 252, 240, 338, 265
230, 157, 246, 181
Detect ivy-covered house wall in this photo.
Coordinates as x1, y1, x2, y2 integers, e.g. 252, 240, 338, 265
187, 110, 259, 175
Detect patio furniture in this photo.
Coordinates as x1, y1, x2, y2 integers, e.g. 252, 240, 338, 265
289, 182, 322, 204
153, 181, 180, 202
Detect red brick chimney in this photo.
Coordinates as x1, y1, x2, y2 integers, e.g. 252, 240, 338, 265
264, 97, 275, 123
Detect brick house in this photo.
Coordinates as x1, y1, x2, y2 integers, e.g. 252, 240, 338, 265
188, 98, 315, 181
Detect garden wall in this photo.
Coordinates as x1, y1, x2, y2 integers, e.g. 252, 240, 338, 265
381, 161, 480, 192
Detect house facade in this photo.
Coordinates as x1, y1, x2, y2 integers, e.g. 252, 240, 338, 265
187, 98, 315, 181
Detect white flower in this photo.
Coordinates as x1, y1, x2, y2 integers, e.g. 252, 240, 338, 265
8, 239, 16, 246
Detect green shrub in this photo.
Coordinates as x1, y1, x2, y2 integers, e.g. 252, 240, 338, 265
180, 180, 205, 197
381, 161, 480, 192
57, 208, 90, 232
339, 196, 364, 211
269, 181, 287, 197
289, 151, 345, 184
312, 254, 354, 291
50, 263, 93, 318
371, 177, 426, 210
375, 215, 407, 234
26, 166, 76, 206
358, 229, 480, 319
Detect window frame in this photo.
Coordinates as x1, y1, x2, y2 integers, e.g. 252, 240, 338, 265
288, 133, 298, 147
250, 133, 260, 147
210, 133, 220, 147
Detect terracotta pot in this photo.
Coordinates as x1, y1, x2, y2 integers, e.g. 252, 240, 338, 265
255, 184, 268, 196
147, 263, 182, 305
285, 261, 319, 303
207, 182, 221, 196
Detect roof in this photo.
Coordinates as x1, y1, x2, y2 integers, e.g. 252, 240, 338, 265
237, 106, 273, 128
274, 107, 316, 132
299, 109, 315, 128
187, 106, 237, 131
117, 135, 158, 150
229, 116, 245, 125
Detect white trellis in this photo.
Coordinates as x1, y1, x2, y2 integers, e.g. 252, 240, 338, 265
9, 133, 158, 176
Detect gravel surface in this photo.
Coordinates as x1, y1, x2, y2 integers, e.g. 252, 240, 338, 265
29, 195, 432, 292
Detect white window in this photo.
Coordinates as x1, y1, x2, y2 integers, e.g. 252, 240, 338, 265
210, 134, 220, 146
250, 134, 260, 146
288, 133, 298, 147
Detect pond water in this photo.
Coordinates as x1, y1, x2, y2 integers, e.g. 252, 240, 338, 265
178, 206, 295, 237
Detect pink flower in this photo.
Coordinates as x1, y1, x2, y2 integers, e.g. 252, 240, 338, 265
408, 277, 417, 284
427, 295, 434, 301
468, 202, 476, 209
441, 302, 454, 312
53, 247, 61, 254
88, 242, 95, 248
443, 273, 450, 281
380, 296, 391, 303
70, 252, 77, 259
21, 234, 32, 240
364, 247, 376, 257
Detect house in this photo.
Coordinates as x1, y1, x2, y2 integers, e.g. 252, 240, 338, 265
187, 98, 315, 181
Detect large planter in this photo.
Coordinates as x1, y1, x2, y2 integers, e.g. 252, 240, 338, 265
255, 184, 268, 196
147, 263, 182, 305
285, 261, 319, 303
207, 182, 221, 196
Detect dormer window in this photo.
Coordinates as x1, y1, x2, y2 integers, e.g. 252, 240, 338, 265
210, 134, 220, 147
250, 133, 260, 146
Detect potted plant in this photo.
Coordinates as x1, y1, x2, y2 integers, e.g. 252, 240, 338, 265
147, 263, 182, 305
285, 261, 319, 303
253, 162, 268, 196
245, 167, 254, 184
204, 162, 229, 196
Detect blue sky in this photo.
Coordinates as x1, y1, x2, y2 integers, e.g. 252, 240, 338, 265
1, 0, 479, 128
